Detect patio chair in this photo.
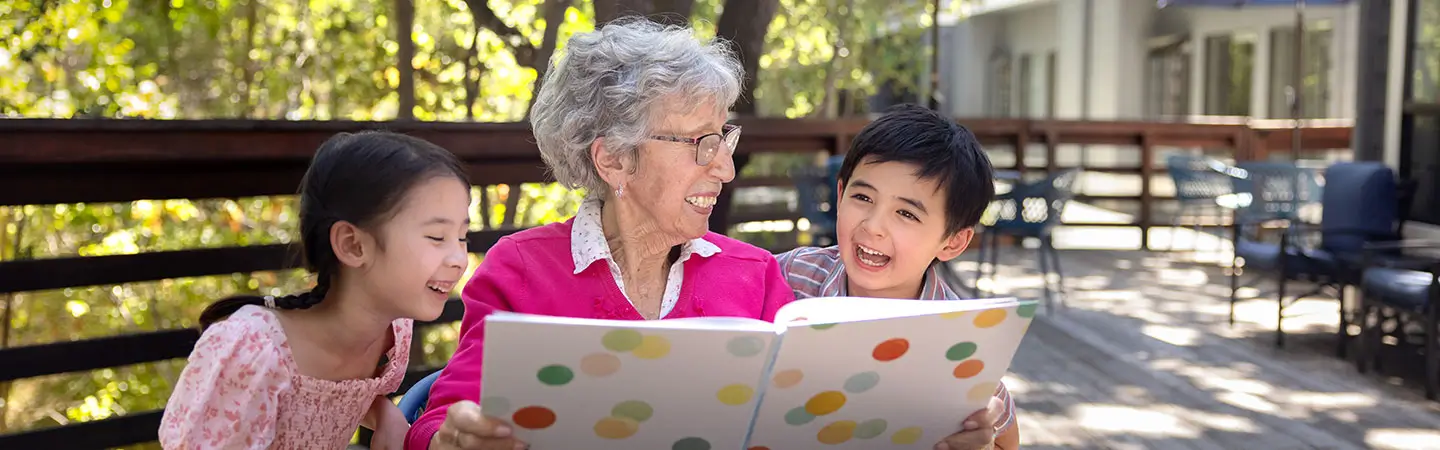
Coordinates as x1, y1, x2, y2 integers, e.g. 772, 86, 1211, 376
1164, 154, 1235, 252
793, 155, 845, 247
1230, 161, 1412, 352
399, 368, 444, 424
1355, 241, 1439, 400
974, 168, 1082, 311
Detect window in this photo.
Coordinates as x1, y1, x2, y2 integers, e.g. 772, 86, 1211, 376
988, 52, 1013, 117
1147, 38, 1191, 118
1204, 33, 1256, 116
1402, 0, 1440, 224
1268, 21, 1333, 119
1018, 54, 1033, 118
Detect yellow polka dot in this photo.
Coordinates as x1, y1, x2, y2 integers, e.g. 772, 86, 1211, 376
804, 391, 847, 416
716, 384, 755, 405
939, 311, 968, 319
891, 426, 923, 444
631, 334, 671, 359
968, 381, 1000, 403
817, 420, 857, 444
593, 416, 639, 439
973, 309, 1007, 328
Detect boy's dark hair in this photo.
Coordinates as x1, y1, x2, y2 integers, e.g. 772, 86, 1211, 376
199, 131, 470, 330
837, 103, 995, 236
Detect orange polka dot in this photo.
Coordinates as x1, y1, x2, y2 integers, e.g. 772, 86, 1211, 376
952, 360, 986, 379
772, 369, 804, 388
872, 338, 910, 362
512, 406, 556, 429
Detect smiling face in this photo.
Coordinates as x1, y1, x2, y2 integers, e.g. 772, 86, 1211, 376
355, 175, 473, 321
603, 96, 737, 242
835, 157, 972, 299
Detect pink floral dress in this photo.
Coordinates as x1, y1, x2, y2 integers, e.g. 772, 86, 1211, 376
159, 305, 412, 449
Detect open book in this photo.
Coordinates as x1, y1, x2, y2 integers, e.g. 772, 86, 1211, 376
479, 296, 1037, 449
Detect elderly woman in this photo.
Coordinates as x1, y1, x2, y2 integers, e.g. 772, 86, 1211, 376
403, 18, 796, 450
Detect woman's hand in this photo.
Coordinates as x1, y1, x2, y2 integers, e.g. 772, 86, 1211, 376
933, 396, 1004, 450
429, 400, 529, 450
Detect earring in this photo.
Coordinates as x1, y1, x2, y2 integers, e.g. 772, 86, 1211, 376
615, 184, 625, 199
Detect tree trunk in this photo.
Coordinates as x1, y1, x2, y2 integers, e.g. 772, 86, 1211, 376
524, 0, 575, 118
396, 0, 416, 120
715, 0, 780, 115
813, 0, 854, 119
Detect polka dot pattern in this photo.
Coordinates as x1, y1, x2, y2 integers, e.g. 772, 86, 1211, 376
672, 437, 712, 450
872, 338, 910, 362
890, 426, 923, 444
580, 352, 621, 377
842, 371, 879, 394
816, 420, 856, 444
716, 384, 755, 406
727, 336, 765, 357
772, 369, 804, 389
536, 364, 574, 386
804, 391, 846, 416
974, 309, 1007, 328
512, 406, 556, 430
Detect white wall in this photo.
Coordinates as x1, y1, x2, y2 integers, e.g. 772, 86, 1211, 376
944, 0, 1360, 121
1155, 2, 1358, 119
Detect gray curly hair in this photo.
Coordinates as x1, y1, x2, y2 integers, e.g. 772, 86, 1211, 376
529, 17, 745, 197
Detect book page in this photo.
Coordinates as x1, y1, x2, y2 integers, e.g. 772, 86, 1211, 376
774, 296, 1020, 326
747, 300, 1037, 449
480, 314, 778, 449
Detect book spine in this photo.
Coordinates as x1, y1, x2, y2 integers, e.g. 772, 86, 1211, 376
740, 330, 787, 447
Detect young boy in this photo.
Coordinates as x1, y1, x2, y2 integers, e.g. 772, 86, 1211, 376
775, 104, 1017, 450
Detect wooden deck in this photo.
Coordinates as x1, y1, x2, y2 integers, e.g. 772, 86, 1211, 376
958, 248, 1440, 450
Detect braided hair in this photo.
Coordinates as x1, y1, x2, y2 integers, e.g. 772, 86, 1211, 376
198, 130, 469, 331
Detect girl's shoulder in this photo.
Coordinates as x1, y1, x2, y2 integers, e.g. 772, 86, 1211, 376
189, 305, 294, 370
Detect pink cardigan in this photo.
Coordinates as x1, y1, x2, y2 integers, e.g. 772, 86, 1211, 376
404, 219, 796, 449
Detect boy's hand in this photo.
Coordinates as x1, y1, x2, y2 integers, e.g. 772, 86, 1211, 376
933, 396, 1004, 450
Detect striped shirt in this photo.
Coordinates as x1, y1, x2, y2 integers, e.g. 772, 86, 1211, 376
774, 245, 1017, 436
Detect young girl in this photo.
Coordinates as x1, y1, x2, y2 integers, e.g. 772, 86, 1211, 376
159, 131, 474, 450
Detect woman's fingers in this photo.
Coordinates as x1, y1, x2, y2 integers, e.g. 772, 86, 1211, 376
447, 401, 515, 438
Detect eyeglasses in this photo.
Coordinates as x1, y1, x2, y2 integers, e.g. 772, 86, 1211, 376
649, 124, 741, 166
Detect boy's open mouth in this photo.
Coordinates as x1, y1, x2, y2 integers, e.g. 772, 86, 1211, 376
856, 244, 891, 267
426, 280, 455, 294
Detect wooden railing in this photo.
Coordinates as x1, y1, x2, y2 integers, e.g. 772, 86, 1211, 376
0, 117, 1350, 448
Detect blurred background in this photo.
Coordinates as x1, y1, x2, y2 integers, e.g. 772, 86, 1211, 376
3, 0, 1440, 448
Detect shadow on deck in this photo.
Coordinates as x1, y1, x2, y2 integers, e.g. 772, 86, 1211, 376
954, 246, 1440, 450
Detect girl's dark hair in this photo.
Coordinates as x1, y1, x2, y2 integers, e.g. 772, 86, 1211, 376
198, 130, 470, 330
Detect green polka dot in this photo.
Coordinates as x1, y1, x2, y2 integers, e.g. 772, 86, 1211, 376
855, 418, 888, 439
784, 406, 816, 425
843, 371, 880, 393
810, 323, 838, 330
946, 342, 979, 361
611, 400, 654, 423
1017, 302, 1038, 318
536, 364, 574, 386
671, 437, 711, 450
726, 336, 766, 357
602, 329, 644, 352
479, 396, 512, 416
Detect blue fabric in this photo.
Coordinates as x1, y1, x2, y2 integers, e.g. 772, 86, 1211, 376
1362, 267, 1434, 312
1319, 162, 1399, 254
984, 169, 1081, 238
399, 369, 443, 424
